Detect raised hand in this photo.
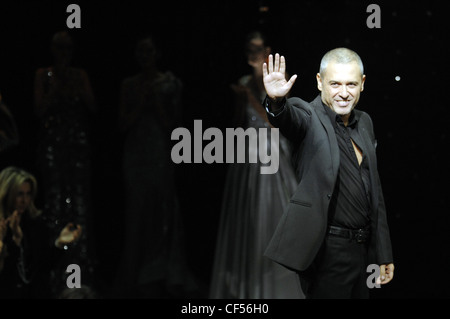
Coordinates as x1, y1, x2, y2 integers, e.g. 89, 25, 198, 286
262, 53, 297, 100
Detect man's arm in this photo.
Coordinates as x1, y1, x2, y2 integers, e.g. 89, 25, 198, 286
363, 112, 395, 285
262, 54, 312, 145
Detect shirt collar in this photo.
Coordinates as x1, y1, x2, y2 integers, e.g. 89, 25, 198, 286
322, 102, 358, 128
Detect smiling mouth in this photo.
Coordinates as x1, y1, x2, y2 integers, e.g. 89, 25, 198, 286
336, 100, 351, 107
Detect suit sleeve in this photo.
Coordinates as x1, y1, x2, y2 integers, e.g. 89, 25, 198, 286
263, 96, 312, 146
375, 173, 394, 265
365, 114, 394, 265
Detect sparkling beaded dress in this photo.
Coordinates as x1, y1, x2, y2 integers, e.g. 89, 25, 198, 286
35, 67, 95, 294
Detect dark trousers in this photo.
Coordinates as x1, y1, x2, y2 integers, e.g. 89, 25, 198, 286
298, 233, 370, 299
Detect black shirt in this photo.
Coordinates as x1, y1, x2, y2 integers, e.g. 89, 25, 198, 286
323, 104, 372, 229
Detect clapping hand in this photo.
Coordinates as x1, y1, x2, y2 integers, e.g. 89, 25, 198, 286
0, 218, 7, 241
7, 210, 23, 247
55, 223, 82, 249
0, 218, 7, 254
262, 53, 297, 100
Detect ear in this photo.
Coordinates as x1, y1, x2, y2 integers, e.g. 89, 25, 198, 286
360, 74, 366, 92
316, 73, 323, 91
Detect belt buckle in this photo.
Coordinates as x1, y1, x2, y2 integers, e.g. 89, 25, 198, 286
354, 229, 365, 243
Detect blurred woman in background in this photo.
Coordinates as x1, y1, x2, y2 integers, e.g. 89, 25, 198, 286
0, 166, 82, 298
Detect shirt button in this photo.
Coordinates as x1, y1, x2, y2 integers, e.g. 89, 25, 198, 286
327, 194, 332, 200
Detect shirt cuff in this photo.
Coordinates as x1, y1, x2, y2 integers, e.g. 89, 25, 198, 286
263, 95, 286, 117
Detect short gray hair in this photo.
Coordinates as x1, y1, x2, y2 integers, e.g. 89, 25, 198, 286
319, 47, 364, 77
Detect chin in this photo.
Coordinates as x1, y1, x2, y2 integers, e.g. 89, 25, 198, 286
333, 107, 352, 116
333, 102, 356, 115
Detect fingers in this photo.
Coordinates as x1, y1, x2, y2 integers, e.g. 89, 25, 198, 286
279, 55, 286, 74
262, 62, 268, 78
376, 265, 386, 285
0, 220, 6, 240
265, 53, 289, 73
270, 53, 281, 73
9, 213, 18, 227
382, 275, 393, 284
72, 224, 82, 237
268, 54, 274, 73
378, 264, 394, 285
383, 264, 394, 284
274, 53, 280, 73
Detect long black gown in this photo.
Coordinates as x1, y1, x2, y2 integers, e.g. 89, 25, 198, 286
209, 74, 304, 299
114, 71, 198, 298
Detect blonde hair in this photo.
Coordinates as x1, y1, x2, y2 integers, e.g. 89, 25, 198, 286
0, 166, 41, 220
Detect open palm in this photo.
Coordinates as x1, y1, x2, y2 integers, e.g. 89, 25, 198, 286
262, 53, 297, 99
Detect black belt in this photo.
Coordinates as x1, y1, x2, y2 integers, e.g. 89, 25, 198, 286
327, 225, 371, 243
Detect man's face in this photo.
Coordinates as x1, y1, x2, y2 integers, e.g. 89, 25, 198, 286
316, 61, 365, 116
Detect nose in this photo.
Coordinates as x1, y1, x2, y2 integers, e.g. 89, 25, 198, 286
20, 195, 30, 207
340, 86, 349, 99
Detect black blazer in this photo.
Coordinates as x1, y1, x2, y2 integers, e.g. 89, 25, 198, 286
264, 94, 393, 272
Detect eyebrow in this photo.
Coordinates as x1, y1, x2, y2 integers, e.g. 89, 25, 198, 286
328, 80, 359, 85
17, 191, 32, 195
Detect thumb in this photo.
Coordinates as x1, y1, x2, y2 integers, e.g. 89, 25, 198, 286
288, 74, 298, 84
285, 74, 298, 91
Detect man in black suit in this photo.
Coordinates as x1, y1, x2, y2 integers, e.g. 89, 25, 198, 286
262, 48, 394, 298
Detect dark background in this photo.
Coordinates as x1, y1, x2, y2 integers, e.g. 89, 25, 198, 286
0, 0, 448, 299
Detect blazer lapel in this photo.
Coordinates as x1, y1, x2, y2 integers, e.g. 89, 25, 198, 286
311, 95, 340, 180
